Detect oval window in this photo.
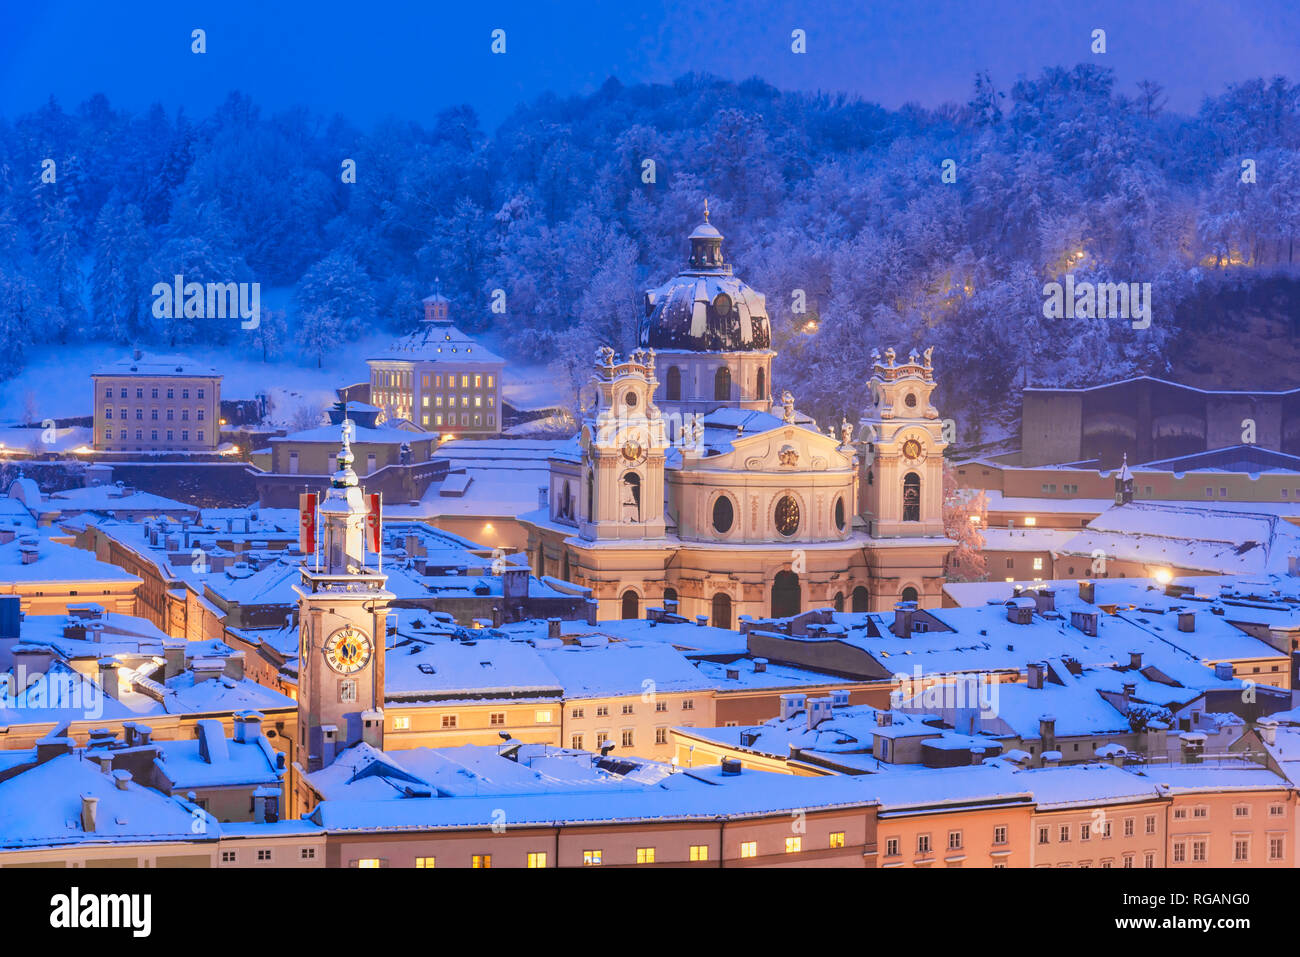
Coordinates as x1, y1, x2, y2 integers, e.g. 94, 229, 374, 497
712, 495, 734, 534
775, 495, 800, 537
834, 496, 846, 531
904, 392, 918, 408
624, 391, 638, 408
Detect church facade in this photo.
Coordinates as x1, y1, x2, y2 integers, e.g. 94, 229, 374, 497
519, 212, 953, 622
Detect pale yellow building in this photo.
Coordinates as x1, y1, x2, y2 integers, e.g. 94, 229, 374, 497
92, 351, 222, 452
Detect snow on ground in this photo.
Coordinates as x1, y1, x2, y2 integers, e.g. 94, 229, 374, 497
502, 360, 573, 411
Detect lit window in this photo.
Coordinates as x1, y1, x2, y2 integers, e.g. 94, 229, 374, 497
583, 849, 602, 866
535, 710, 553, 723
357, 859, 382, 868
636, 847, 655, 864
1024, 516, 1037, 526
472, 855, 491, 869
689, 845, 708, 862
785, 837, 801, 854
415, 857, 435, 868
739, 842, 757, 859
393, 716, 411, 731
829, 832, 845, 849
527, 852, 546, 868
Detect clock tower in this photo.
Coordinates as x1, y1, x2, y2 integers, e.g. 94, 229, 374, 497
859, 346, 948, 537
293, 422, 393, 772
578, 347, 668, 540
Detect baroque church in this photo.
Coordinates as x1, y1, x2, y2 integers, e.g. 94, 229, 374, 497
519, 209, 953, 623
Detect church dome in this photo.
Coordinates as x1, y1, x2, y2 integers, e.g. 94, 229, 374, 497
638, 206, 771, 353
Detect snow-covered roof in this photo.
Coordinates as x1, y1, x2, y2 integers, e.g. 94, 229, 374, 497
93, 352, 220, 378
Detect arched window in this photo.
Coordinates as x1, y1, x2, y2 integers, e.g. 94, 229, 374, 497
714, 366, 731, 402
586, 470, 594, 521
834, 496, 846, 532
833, 591, 844, 613
666, 366, 681, 401
902, 472, 921, 522
621, 590, 640, 620
851, 585, 870, 613
901, 586, 919, 604
711, 592, 732, 629
756, 367, 766, 401
561, 551, 571, 581
663, 587, 678, 609
622, 472, 641, 522
772, 570, 801, 618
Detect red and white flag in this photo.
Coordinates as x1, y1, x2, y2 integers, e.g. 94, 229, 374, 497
298, 493, 317, 555
366, 492, 382, 554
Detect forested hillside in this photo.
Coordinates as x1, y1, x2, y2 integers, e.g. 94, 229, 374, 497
3, 66, 1300, 447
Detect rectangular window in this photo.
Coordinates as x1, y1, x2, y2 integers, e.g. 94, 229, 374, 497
1192, 841, 1207, 862
167, 388, 174, 399
357, 859, 382, 868
197, 388, 204, 399
886, 838, 899, 857
1123, 818, 1134, 837
1173, 842, 1186, 863
636, 847, 656, 864
596, 706, 609, 717
1059, 825, 1070, 842
572, 707, 584, 719
526, 852, 546, 868
472, 855, 491, 869
682, 699, 694, 711
654, 727, 667, 745
993, 826, 1007, 845
221, 850, 236, 863
1234, 839, 1249, 862
829, 832, 845, 849
1038, 826, 1049, 844
1081, 822, 1091, 841
415, 857, 435, 868
393, 716, 411, 731
583, 850, 602, 866
441, 715, 457, 728
621, 730, 634, 747
917, 834, 931, 854
301, 848, 315, 860
1145, 815, 1156, 834
571, 734, 583, 750
622, 703, 634, 715
740, 842, 757, 859
948, 830, 962, 850
490, 712, 506, 726
689, 844, 708, 862
785, 837, 801, 854
1270, 836, 1284, 861
535, 710, 553, 723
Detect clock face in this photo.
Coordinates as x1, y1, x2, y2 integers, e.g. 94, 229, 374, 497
323, 625, 373, 675
621, 437, 645, 463
902, 438, 923, 461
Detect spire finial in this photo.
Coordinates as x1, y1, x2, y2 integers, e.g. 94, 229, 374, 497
333, 418, 358, 488
703, 197, 710, 223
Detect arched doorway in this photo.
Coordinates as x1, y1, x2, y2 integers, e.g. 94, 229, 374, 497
771, 570, 801, 618
756, 367, 766, 401
851, 585, 870, 612
833, 592, 844, 613
902, 472, 921, 522
714, 366, 731, 402
666, 366, 681, 401
901, 586, 919, 604
621, 590, 640, 619
711, 592, 732, 629
622, 472, 641, 522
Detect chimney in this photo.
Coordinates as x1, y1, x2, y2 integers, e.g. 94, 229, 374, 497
232, 710, 263, 743
970, 745, 986, 766
876, 711, 893, 727
80, 794, 99, 832
1178, 611, 1195, 633
163, 643, 185, 680
695, 615, 708, 627
725, 667, 740, 680
1129, 651, 1143, 671
753, 658, 767, 673
807, 696, 833, 731
321, 725, 338, 767
191, 657, 225, 684
1032, 588, 1056, 613
1039, 714, 1057, 753
547, 618, 561, 639
1214, 661, 1234, 681
1259, 718, 1278, 747
19, 542, 38, 565
1027, 662, 1046, 690
1079, 580, 1096, 604
585, 600, 598, 626
779, 693, 806, 721
223, 652, 245, 681
98, 658, 118, 697
1006, 598, 1034, 624
1070, 610, 1099, 637
720, 757, 742, 776
891, 601, 917, 637
1121, 681, 1137, 712
1180, 732, 1206, 764
112, 769, 132, 791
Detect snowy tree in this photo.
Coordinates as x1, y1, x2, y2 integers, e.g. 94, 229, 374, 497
90, 195, 150, 342
294, 250, 377, 366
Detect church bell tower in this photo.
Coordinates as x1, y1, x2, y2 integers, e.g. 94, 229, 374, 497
294, 421, 393, 771
859, 347, 948, 538
578, 347, 668, 541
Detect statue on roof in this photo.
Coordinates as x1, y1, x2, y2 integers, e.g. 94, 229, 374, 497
781, 390, 796, 424
923, 346, 934, 369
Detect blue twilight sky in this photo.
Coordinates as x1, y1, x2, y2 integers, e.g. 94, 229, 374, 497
1, 0, 1298, 128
